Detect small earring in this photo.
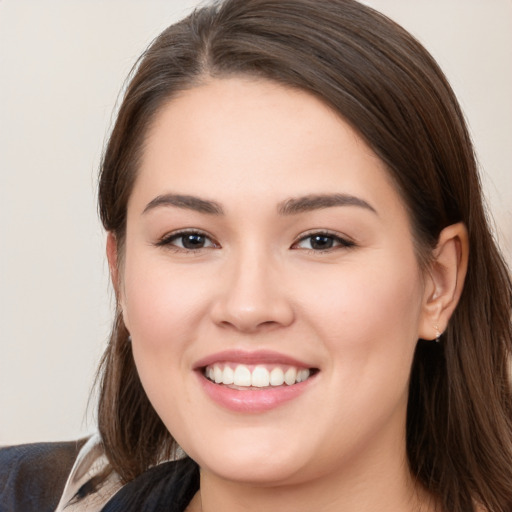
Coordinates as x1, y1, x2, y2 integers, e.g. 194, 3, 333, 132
127, 334, 132, 343
434, 325, 442, 342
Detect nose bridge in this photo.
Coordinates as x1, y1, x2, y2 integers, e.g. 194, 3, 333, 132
212, 241, 294, 331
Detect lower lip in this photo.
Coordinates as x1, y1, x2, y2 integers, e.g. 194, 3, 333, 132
196, 371, 317, 413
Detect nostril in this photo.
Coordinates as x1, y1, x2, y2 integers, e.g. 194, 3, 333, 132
209, 268, 295, 331
212, 301, 295, 333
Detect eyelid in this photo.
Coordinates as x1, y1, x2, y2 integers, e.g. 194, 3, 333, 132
154, 228, 354, 252
155, 228, 220, 250
291, 229, 356, 251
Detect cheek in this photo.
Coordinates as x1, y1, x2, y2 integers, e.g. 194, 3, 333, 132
301, 254, 424, 370
120, 250, 213, 359
299, 256, 424, 449
119, 253, 210, 430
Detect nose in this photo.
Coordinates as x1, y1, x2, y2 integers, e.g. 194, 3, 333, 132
210, 248, 295, 333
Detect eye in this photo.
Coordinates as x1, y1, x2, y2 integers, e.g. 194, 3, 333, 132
293, 232, 355, 251
156, 230, 218, 251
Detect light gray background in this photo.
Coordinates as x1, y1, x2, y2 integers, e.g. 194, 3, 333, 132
1, 0, 511, 444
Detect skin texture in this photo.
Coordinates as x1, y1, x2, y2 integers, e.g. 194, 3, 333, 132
108, 77, 468, 512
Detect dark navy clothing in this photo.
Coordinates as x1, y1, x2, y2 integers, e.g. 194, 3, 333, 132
0, 441, 199, 512
101, 458, 199, 512
0, 440, 86, 512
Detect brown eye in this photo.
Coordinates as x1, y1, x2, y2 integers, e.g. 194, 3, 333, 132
179, 233, 208, 249
294, 232, 355, 251
309, 235, 335, 250
157, 231, 217, 250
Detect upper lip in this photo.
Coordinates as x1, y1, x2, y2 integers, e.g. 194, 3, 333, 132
193, 349, 316, 370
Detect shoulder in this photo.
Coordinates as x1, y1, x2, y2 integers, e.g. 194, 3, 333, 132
0, 439, 86, 512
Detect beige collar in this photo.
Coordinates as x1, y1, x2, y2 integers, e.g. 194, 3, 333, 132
54, 433, 123, 512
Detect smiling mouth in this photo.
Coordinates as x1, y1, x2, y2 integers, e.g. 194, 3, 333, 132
203, 363, 318, 389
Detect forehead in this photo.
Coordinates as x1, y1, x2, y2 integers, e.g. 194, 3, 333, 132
131, 77, 403, 219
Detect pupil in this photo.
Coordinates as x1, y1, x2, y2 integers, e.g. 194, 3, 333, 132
311, 235, 333, 250
183, 234, 205, 249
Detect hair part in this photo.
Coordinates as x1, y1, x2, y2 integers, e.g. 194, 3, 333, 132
96, 1, 512, 510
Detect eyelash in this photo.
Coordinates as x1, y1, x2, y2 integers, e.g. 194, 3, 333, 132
292, 230, 356, 253
155, 230, 219, 252
155, 229, 356, 253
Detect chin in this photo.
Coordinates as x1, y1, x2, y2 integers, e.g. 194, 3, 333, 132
185, 436, 312, 485
205, 457, 307, 486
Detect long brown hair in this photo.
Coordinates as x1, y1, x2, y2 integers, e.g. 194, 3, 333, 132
96, 1, 512, 510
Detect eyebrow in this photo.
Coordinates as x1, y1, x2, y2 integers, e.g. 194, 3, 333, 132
142, 192, 377, 217
143, 194, 224, 215
277, 193, 377, 215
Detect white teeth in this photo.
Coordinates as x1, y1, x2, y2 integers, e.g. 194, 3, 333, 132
222, 365, 234, 385
270, 367, 285, 386
251, 366, 270, 387
206, 364, 312, 387
214, 365, 223, 384
284, 367, 297, 385
296, 369, 310, 383
233, 365, 252, 386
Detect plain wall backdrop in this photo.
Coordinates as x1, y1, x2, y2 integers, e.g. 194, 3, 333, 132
1, 0, 511, 444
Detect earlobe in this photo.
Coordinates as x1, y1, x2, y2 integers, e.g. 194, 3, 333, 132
418, 222, 469, 341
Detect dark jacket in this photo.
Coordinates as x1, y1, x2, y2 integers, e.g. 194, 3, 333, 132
0, 441, 199, 512
0, 440, 86, 512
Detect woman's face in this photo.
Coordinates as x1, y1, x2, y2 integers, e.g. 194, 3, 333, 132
119, 77, 433, 486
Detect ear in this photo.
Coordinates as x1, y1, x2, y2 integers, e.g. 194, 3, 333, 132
106, 232, 121, 299
418, 222, 469, 340
107, 232, 130, 332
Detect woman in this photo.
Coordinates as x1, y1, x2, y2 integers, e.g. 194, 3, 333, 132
1, 0, 511, 511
